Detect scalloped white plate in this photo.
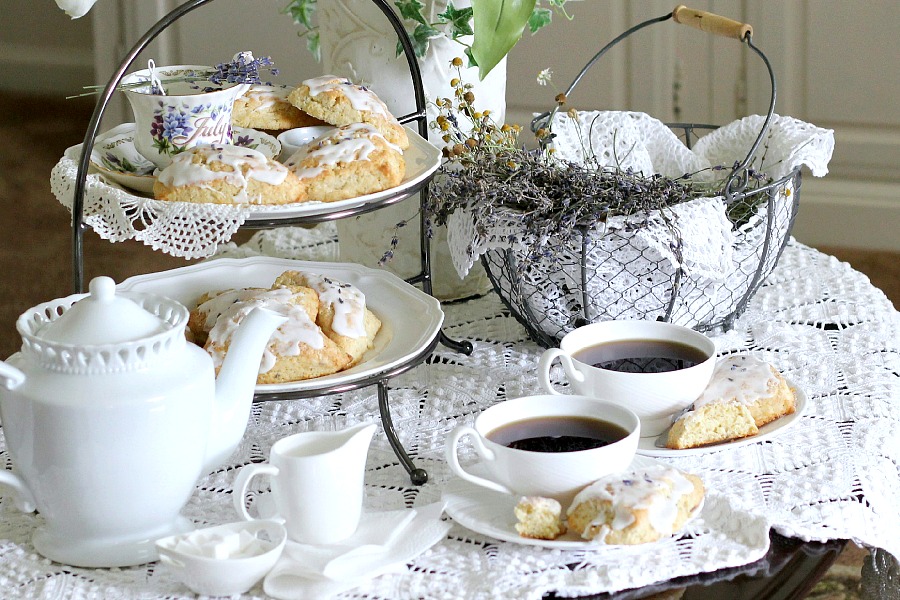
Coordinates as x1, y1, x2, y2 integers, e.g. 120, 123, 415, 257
117, 257, 443, 395
636, 378, 808, 457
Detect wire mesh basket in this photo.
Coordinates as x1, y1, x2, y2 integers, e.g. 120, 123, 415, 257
480, 6, 800, 348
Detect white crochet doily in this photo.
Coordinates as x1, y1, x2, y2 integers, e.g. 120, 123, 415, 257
1, 240, 898, 599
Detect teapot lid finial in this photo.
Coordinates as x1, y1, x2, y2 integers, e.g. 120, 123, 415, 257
39, 276, 169, 345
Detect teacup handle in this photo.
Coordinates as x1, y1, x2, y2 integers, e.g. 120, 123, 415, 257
445, 425, 514, 495
537, 348, 585, 395
233, 463, 280, 522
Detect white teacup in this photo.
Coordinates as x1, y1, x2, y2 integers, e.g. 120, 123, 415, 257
121, 64, 250, 168
276, 126, 335, 162
233, 423, 376, 545
445, 395, 640, 505
538, 320, 716, 436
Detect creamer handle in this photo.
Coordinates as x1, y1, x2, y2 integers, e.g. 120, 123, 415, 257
0, 471, 37, 513
232, 464, 279, 522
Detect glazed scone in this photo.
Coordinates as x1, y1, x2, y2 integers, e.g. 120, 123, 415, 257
199, 287, 353, 384
232, 84, 327, 132
665, 402, 758, 450
666, 355, 796, 449
153, 145, 304, 205
284, 123, 405, 202
273, 271, 381, 366
514, 496, 566, 540
288, 75, 409, 149
188, 288, 270, 347
566, 465, 705, 545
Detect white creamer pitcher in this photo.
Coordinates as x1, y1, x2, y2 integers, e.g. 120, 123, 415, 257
233, 422, 377, 544
0, 276, 285, 567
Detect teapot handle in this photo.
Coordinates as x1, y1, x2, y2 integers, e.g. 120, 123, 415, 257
0, 362, 25, 391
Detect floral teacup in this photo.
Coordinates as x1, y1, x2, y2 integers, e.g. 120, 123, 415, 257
120, 64, 250, 168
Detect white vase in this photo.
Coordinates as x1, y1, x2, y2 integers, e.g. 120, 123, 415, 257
319, 0, 506, 300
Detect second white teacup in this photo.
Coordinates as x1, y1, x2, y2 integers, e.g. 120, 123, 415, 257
538, 320, 716, 436
445, 395, 640, 505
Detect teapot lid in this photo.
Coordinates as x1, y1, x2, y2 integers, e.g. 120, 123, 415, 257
39, 276, 168, 345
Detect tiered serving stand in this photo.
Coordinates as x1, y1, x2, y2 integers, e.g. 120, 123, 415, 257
66, 0, 469, 485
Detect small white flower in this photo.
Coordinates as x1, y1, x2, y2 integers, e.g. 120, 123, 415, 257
55, 0, 99, 19
536, 68, 553, 86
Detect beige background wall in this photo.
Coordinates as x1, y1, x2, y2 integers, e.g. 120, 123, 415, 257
3, 0, 897, 251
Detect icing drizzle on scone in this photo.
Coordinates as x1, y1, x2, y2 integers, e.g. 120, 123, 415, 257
157, 145, 289, 204
302, 75, 391, 118
239, 84, 292, 109
284, 123, 398, 179
694, 355, 776, 408
201, 288, 325, 373
568, 465, 697, 542
276, 272, 368, 338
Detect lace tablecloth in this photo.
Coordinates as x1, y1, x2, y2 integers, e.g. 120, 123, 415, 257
1, 237, 898, 599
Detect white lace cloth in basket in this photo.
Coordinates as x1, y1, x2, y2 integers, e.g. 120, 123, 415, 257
447, 112, 835, 283
0, 240, 898, 599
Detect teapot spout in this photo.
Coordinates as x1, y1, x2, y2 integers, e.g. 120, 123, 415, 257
205, 307, 286, 472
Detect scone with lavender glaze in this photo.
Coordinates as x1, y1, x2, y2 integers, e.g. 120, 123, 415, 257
666, 355, 796, 450
153, 145, 304, 205
566, 465, 705, 545
287, 75, 409, 149
272, 271, 381, 367
232, 84, 327, 132
195, 286, 353, 384
284, 123, 405, 202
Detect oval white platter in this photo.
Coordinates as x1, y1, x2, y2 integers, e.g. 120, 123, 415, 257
117, 256, 443, 395
636, 378, 809, 457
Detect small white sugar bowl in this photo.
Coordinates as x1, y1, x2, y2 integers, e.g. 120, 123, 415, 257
155, 520, 287, 596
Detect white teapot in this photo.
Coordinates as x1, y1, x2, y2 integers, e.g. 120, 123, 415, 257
0, 276, 285, 567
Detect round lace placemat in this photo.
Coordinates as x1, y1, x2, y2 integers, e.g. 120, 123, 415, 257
0, 240, 897, 599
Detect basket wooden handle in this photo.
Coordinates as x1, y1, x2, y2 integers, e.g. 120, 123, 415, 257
672, 5, 752, 40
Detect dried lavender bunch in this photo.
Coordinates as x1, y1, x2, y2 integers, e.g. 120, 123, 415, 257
426, 61, 709, 269
71, 51, 278, 98
206, 51, 279, 87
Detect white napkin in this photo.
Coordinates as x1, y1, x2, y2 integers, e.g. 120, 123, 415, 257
263, 502, 450, 600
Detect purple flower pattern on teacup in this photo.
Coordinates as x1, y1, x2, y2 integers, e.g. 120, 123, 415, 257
149, 99, 233, 157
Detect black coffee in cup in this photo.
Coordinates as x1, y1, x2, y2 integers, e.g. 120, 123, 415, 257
572, 339, 709, 373
486, 416, 629, 453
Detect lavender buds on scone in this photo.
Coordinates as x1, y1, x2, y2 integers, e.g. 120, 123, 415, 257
666, 355, 796, 449
566, 465, 705, 545
153, 145, 304, 205
284, 123, 405, 202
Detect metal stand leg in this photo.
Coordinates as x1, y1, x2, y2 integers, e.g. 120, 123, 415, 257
377, 379, 428, 485
439, 331, 473, 355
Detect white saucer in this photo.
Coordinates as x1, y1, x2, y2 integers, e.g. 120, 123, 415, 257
90, 123, 280, 194
442, 456, 706, 549
636, 377, 809, 457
